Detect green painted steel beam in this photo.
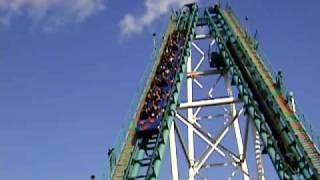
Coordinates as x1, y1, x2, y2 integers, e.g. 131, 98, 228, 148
124, 4, 199, 180
213, 5, 319, 179
111, 3, 319, 180
111, 14, 179, 180
145, 4, 199, 179
205, 9, 294, 180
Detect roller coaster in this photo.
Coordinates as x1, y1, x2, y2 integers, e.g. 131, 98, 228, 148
106, 3, 320, 180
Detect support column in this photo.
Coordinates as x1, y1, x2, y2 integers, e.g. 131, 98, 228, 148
169, 122, 179, 180
187, 51, 195, 180
224, 73, 250, 180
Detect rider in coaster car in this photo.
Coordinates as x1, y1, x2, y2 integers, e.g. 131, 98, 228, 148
149, 103, 159, 120
139, 105, 149, 120
154, 74, 162, 87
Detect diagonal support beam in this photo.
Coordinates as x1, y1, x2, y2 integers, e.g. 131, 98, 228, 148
193, 108, 245, 174
176, 112, 240, 162
174, 119, 192, 167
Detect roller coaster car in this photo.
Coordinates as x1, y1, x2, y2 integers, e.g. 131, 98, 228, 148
137, 118, 161, 136
209, 52, 226, 68
137, 99, 167, 136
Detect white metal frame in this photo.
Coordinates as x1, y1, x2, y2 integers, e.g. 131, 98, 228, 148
168, 33, 266, 179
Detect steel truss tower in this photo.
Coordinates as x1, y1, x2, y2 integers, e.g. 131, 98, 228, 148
107, 3, 320, 180
169, 34, 265, 179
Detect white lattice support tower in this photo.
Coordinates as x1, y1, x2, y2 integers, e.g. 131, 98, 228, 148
168, 31, 265, 179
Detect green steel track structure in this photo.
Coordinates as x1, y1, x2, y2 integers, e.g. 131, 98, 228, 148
125, 4, 198, 180
108, 3, 320, 180
109, 3, 198, 180
205, 5, 320, 179
110, 13, 177, 180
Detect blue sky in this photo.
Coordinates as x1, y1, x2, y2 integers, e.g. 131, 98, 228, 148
0, 0, 319, 180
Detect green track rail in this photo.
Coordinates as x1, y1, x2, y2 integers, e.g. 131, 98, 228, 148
206, 4, 320, 179
108, 3, 320, 180
109, 3, 198, 180
206, 9, 293, 180
125, 4, 198, 180
110, 13, 177, 180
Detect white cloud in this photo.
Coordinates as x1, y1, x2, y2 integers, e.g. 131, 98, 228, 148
0, 0, 106, 30
120, 0, 198, 37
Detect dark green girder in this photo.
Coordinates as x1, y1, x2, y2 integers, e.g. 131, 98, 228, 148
110, 3, 320, 180
205, 5, 319, 179
205, 9, 294, 180
123, 3, 199, 180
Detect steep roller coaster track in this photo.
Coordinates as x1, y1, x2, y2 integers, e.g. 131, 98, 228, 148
108, 3, 320, 180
